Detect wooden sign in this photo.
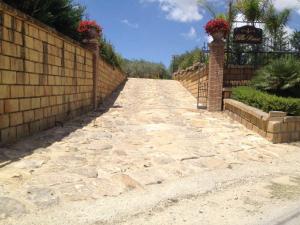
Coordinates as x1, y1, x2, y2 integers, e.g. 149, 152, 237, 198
233, 25, 263, 44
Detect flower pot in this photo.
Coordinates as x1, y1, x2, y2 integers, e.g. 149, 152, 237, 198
211, 31, 225, 41
84, 27, 100, 40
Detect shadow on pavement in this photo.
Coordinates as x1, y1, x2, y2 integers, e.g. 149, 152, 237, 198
0, 81, 126, 168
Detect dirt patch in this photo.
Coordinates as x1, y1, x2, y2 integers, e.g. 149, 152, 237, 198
267, 177, 300, 200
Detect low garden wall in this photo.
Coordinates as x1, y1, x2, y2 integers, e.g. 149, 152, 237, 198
0, 2, 126, 145
224, 99, 300, 143
173, 62, 208, 105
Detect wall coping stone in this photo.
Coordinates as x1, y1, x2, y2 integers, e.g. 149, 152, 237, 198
268, 111, 287, 118
224, 99, 268, 121
284, 116, 300, 122
173, 62, 206, 76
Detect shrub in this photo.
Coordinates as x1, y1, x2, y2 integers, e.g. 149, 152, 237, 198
232, 87, 300, 116
251, 57, 300, 97
99, 38, 123, 69
170, 48, 207, 73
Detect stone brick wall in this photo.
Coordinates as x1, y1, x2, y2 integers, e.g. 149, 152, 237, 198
223, 65, 256, 88
0, 3, 126, 144
207, 41, 225, 112
224, 99, 300, 143
173, 62, 208, 105
98, 58, 126, 103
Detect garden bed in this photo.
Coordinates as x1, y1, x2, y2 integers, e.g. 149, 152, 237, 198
231, 87, 300, 116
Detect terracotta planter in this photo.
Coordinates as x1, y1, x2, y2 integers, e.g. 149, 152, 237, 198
83, 27, 100, 40
211, 31, 225, 41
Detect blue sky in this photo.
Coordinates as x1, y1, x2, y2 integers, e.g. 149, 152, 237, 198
77, 0, 300, 68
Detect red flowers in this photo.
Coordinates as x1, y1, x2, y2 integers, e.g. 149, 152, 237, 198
205, 19, 229, 36
77, 20, 102, 35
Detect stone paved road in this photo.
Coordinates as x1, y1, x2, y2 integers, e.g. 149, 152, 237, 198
0, 78, 300, 225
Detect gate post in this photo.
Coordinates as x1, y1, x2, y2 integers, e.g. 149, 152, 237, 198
207, 40, 225, 112
84, 39, 99, 111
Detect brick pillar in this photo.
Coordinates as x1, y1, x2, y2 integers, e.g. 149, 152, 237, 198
207, 40, 225, 112
84, 39, 99, 111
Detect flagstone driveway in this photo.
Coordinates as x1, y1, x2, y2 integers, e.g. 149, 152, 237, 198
0, 78, 300, 225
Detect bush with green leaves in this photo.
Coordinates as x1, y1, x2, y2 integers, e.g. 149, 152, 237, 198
235, 0, 266, 25
170, 48, 207, 73
251, 58, 300, 97
120, 59, 170, 79
232, 87, 300, 116
99, 38, 123, 69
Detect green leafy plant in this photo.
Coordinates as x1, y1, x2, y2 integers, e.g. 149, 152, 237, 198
251, 58, 300, 97
170, 48, 207, 73
120, 59, 169, 79
198, 0, 237, 23
232, 87, 300, 116
263, 5, 291, 50
235, 0, 268, 25
99, 37, 124, 69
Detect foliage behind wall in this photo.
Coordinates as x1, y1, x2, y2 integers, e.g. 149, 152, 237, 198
121, 59, 170, 79
170, 47, 207, 73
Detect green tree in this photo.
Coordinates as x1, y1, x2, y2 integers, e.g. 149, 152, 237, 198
235, 0, 270, 25
99, 37, 123, 69
263, 5, 291, 50
121, 59, 170, 79
170, 48, 206, 73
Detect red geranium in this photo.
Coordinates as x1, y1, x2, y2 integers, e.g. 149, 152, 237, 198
77, 20, 102, 34
205, 18, 229, 36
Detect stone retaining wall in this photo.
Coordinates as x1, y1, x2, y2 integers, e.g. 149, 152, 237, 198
0, 2, 126, 144
224, 99, 300, 143
173, 63, 208, 106
173, 63, 256, 107
98, 58, 126, 102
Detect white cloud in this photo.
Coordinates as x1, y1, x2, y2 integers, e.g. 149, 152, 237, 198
273, 0, 300, 14
182, 26, 197, 39
141, 0, 203, 22
284, 25, 295, 35
233, 13, 264, 29
121, 19, 139, 29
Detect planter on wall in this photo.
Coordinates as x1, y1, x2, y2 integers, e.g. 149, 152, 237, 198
83, 27, 100, 40
211, 31, 225, 42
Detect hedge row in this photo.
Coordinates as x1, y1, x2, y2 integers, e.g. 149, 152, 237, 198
231, 87, 300, 116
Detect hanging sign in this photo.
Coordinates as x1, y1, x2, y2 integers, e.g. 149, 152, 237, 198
233, 25, 263, 44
